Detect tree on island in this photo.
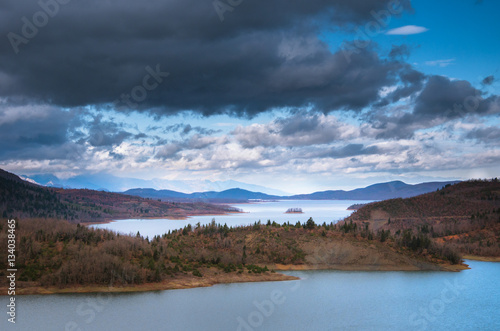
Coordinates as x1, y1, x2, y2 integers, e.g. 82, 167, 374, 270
286, 208, 303, 213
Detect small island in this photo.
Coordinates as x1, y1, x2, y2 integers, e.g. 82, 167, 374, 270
285, 208, 303, 214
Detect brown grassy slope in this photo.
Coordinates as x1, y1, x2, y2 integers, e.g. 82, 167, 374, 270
350, 180, 499, 220
346, 179, 500, 257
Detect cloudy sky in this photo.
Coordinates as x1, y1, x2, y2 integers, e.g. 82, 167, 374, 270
0, 0, 499, 193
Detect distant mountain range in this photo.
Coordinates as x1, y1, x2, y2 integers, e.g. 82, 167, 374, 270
124, 180, 461, 202
21, 173, 289, 196
286, 180, 462, 200
124, 188, 277, 202
16, 170, 461, 202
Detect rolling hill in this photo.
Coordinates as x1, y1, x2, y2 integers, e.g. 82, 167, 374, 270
287, 180, 461, 200
344, 179, 500, 258
0, 169, 237, 222
124, 187, 278, 202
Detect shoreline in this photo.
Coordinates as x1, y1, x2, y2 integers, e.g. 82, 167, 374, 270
1, 272, 298, 296
83, 211, 243, 226
272, 262, 469, 272
1, 261, 471, 296
462, 255, 500, 262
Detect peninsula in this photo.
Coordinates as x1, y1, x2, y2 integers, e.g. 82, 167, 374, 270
1, 170, 498, 295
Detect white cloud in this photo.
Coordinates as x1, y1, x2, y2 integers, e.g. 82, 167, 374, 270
424, 59, 455, 67
378, 85, 398, 98
386, 25, 429, 35
232, 113, 359, 148
4, 105, 499, 193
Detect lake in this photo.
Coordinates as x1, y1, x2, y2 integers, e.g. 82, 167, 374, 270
2, 259, 499, 330
5, 200, 499, 330
91, 200, 369, 238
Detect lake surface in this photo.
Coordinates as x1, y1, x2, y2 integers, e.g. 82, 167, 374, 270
91, 200, 369, 238
2, 259, 499, 330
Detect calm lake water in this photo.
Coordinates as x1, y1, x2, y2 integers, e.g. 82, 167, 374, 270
91, 200, 369, 238
2, 260, 499, 330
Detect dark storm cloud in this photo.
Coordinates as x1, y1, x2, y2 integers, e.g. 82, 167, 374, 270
276, 112, 322, 136
165, 124, 220, 136
388, 44, 411, 59
319, 144, 381, 158
0, 106, 84, 160
390, 68, 426, 101
0, 0, 411, 116
376, 66, 426, 107
164, 124, 187, 134
0, 103, 142, 161
84, 115, 133, 147
482, 75, 495, 86
465, 126, 500, 142
367, 75, 500, 139
273, 142, 391, 163
413, 76, 499, 118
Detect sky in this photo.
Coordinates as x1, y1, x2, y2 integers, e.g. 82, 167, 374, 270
0, 0, 499, 194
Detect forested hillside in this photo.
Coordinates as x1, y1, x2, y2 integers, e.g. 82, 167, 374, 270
0, 217, 461, 293
345, 179, 500, 257
0, 169, 77, 220
0, 169, 237, 222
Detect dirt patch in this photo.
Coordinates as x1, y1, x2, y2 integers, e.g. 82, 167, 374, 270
462, 255, 500, 262
370, 209, 390, 221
